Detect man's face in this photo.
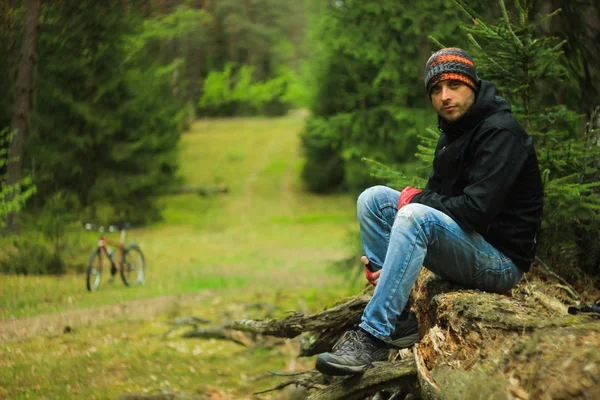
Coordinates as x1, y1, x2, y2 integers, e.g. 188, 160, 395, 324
430, 80, 475, 123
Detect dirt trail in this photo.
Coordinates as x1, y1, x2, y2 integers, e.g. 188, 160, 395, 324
0, 291, 213, 344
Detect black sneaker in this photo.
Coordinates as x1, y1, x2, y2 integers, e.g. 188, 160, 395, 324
315, 329, 389, 376
390, 311, 420, 348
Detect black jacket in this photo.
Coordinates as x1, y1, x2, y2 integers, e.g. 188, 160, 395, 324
411, 80, 544, 271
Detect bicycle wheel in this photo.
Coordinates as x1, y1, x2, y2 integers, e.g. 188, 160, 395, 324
120, 244, 145, 286
87, 249, 102, 291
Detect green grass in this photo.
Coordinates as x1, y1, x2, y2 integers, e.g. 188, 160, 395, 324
0, 114, 365, 399
0, 115, 358, 319
0, 284, 359, 399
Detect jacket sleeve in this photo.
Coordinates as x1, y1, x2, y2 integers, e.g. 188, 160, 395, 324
422, 138, 445, 191
410, 126, 528, 232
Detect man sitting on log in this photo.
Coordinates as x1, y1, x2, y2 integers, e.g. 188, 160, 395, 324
315, 47, 544, 376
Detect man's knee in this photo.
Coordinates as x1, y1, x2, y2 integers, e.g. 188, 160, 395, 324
396, 203, 431, 220
357, 185, 392, 214
395, 203, 454, 232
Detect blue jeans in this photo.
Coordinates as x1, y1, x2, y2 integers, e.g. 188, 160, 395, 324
357, 186, 523, 343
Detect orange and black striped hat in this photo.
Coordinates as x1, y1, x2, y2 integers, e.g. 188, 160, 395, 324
424, 48, 479, 95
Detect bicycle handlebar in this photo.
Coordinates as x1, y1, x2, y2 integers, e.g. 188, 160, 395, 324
84, 222, 132, 232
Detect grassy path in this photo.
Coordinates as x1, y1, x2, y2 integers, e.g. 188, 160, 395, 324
0, 115, 363, 399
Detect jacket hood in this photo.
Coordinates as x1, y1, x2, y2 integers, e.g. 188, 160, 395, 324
438, 79, 511, 139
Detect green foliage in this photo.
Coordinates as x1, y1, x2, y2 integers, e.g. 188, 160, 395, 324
1, 115, 356, 317
136, 5, 208, 42
190, 0, 308, 116
0, 235, 64, 275
199, 63, 299, 116
302, 107, 434, 192
0, 192, 82, 275
363, 127, 440, 190
26, 0, 185, 224
0, 128, 36, 228
300, 0, 480, 193
300, 116, 346, 193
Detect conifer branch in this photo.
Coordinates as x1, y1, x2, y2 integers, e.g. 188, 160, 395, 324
427, 36, 445, 50
499, 0, 522, 48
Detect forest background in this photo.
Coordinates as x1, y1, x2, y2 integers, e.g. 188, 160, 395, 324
2, 0, 598, 279
0, 0, 599, 397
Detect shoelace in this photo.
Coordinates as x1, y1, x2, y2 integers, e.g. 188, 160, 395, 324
332, 331, 362, 354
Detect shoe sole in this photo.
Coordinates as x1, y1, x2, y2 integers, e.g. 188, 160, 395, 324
315, 357, 369, 376
390, 332, 420, 349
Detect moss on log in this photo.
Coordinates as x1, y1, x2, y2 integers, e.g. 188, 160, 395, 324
413, 271, 600, 400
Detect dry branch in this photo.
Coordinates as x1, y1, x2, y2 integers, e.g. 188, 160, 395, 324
232, 294, 371, 338
253, 371, 327, 395
163, 317, 251, 346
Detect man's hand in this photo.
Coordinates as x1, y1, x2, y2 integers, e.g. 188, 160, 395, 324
362, 256, 381, 287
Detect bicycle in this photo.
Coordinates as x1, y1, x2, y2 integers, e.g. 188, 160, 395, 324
84, 222, 145, 292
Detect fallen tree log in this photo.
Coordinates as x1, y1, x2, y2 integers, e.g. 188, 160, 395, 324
229, 270, 600, 399
412, 271, 600, 400
233, 292, 371, 356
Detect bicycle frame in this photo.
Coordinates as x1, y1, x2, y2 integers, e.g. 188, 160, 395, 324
85, 222, 143, 292
87, 224, 127, 273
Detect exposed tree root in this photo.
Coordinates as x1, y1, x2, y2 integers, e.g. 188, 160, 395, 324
162, 316, 252, 347
306, 359, 417, 400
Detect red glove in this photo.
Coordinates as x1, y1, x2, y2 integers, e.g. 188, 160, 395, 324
365, 266, 375, 285
398, 186, 422, 210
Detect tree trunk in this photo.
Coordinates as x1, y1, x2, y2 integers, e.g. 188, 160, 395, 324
6, 0, 40, 234
411, 271, 600, 400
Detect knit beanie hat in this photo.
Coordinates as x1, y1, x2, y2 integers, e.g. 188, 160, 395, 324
424, 48, 479, 95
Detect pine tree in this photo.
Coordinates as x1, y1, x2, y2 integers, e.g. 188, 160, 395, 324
27, 0, 185, 223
